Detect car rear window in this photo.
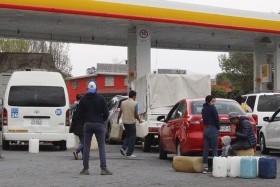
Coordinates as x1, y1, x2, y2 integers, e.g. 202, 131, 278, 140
192, 100, 246, 115
8, 86, 66, 107
257, 95, 280, 112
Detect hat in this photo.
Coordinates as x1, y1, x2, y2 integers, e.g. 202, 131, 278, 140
221, 136, 231, 146
88, 81, 96, 93
228, 112, 238, 119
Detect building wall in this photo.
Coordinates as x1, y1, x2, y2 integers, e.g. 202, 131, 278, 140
66, 74, 127, 104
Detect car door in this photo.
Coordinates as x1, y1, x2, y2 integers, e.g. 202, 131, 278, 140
265, 110, 280, 147
162, 102, 180, 152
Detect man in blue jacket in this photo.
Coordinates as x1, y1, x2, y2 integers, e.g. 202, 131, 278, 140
78, 81, 112, 175
228, 112, 256, 155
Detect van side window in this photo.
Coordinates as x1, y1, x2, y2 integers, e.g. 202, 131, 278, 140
246, 96, 256, 112
8, 86, 66, 107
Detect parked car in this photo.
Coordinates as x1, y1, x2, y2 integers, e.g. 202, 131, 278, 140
105, 95, 128, 144
158, 98, 257, 159
259, 107, 280, 154
242, 92, 280, 143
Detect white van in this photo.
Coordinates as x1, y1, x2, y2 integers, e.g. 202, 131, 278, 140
1, 71, 70, 150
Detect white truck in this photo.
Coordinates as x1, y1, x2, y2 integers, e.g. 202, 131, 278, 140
131, 73, 211, 152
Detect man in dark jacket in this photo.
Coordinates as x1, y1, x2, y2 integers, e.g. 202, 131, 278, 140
78, 81, 112, 175
228, 112, 256, 155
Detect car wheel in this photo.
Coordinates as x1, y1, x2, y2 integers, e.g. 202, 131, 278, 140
142, 134, 152, 152
60, 140, 67, 150
159, 137, 167, 159
260, 135, 269, 154
2, 137, 9, 150
176, 142, 183, 156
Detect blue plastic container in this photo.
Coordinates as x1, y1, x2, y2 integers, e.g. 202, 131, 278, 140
240, 157, 257, 179
259, 157, 277, 179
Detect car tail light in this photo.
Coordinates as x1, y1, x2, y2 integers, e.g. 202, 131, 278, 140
252, 114, 258, 125
3, 108, 7, 126
148, 127, 159, 133
65, 109, 70, 126
187, 116, 203, 130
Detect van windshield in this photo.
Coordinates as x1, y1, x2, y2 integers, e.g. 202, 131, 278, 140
8, 86, 66, 107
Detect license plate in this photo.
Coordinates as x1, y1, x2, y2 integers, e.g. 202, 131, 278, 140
31, 119, 42, 125
220, 126, 231, 132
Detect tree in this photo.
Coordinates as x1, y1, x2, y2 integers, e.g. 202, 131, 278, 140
211, 86, 227, 98
215, 72, 231, 85
0, 38, 29, 52
86, 67, 96, 74
29, 41, 72, 78
0, 38, 72, 79
218, 53, 254, 94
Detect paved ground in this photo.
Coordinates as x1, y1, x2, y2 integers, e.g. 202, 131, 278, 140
0, 143, 279, 187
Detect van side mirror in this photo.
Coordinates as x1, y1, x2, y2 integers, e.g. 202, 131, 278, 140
263, 117, 269, 122
157, 115, 165, 122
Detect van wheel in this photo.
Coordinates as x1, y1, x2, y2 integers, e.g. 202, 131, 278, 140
142, 134, 152, 152
2, 139, 9, 150
60, 140, 67, 150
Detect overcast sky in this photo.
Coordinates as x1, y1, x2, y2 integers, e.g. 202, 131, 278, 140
69, 0, 280, 78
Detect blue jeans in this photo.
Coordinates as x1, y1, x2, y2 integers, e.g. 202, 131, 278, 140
203, 126, 219, 167
83, 122, 107, 170
122, 123, 136, 156
76, 135, 84, 155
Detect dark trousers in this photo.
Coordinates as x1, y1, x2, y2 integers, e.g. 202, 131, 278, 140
229, 141, 244, 156
83, 122, 107, 170
203, 126, 219, 167
121, 123, 136, 156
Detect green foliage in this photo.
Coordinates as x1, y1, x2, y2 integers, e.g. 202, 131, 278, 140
230, 87, 244, 99
0, 38, 29, 52
211, 86, 227, 98
216, 72, 231, 84
0, 38, 72, 79
218, 53, 254, 94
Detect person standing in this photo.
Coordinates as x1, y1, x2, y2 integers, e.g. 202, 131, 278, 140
70, 94, 84, 160
78, 81, 112, 175
235, 95, 252, 112
117, 90, 142, 158
201, 95, 220, 174
228, 112, 256, 155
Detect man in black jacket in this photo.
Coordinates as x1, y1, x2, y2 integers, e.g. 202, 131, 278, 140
78, 81, 112, 175
228, 112, 256, 155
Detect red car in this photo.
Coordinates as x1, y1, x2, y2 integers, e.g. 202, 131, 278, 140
158, 98, 257, 159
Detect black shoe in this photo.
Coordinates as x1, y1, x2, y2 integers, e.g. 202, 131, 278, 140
73, 151, 78, 160
120, 148, 126, 156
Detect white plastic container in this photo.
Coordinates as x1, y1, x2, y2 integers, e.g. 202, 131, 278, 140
254, 156, 261, 176
29, 138, 39, 153
212, 157, 227, 177
66, 133, 78, 149
227, 156, 241, 177
136, 121, 149, 138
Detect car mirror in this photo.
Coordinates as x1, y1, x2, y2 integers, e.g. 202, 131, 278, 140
263, 117, 269, 122
157, 115, 165, 122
